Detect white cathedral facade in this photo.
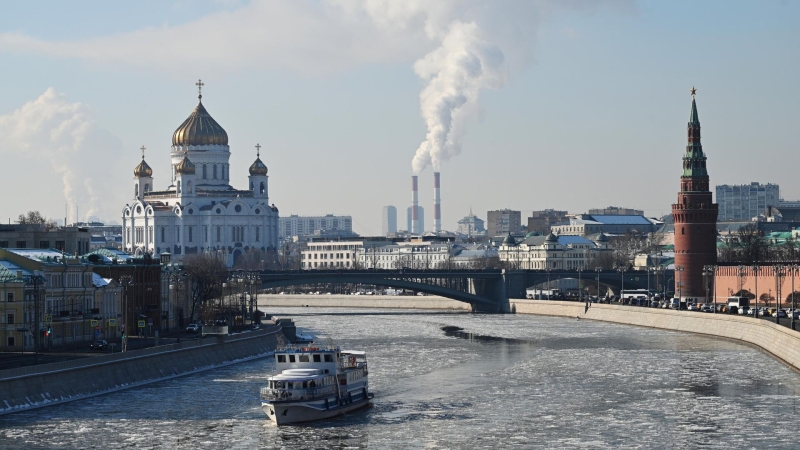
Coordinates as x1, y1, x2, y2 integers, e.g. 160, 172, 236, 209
122, 83, 279, 265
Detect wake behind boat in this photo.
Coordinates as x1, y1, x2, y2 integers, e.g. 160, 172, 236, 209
260, 343, 372, 425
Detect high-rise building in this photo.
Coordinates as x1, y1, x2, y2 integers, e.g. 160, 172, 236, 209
382, 206, 397, 235
406, 206, 425, 234
715, 182, 780, 221
672, 89, 718, 301
486, 209, 521, 237
279, 214, 353, 239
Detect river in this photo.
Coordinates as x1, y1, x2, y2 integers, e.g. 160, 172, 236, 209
2, 308, 800, 449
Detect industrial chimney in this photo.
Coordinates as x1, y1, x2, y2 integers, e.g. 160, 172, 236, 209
433, 172, 441, 232
411, 175, 420, 234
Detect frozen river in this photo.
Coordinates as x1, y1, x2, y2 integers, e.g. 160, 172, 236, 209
2, 308, 800, 449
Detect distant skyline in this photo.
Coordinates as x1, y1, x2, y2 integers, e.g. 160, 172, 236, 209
1, 1, 799, 235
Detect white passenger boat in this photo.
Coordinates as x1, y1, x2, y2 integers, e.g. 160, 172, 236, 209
260, 344, 372, 425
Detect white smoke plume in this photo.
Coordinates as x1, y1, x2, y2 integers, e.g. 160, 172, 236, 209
411, 20, 506, 173
0, 88, 123, 223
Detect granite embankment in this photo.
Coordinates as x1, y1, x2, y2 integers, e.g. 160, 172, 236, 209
510, 299, 800, 371
258, 294, 471, 310
0, 324, 284, 415
258, 295, 800, 371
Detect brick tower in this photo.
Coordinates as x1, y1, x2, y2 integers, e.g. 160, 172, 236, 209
672, 88, 718, 301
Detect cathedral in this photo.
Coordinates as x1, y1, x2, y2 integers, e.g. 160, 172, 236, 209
122, 81, 279, 265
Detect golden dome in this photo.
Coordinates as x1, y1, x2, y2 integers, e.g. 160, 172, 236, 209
134, 158, 153, 178
172, 100, 228, 147
249, 157, 268, 176
176, 154, 196, 175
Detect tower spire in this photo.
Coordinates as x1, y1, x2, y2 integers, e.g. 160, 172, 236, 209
689, 87, 699, 125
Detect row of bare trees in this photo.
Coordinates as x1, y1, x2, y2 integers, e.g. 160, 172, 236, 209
719, 224, 799, 263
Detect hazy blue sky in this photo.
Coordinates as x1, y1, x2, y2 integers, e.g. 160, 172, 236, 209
1, 0, 798, 235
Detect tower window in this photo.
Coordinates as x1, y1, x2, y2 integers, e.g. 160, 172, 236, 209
213, 165, 217, 179
203, 164, 207, 179
681, 227, 685, 235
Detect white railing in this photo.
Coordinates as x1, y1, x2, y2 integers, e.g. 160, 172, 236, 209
260, 385, 336, 401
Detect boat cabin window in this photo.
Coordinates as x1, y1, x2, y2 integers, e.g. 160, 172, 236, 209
289, 355, 296, 363
299, 354, 310, 362
303, 381, 308, 388
287, 382, 294, 389
277, 355, 286, 363
313, 354, 321, 362
324, 354, 334, 362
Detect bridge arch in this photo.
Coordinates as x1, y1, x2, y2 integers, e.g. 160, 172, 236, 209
258, 271, 501, 312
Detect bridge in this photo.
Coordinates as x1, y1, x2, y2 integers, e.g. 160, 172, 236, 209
258, 269, 674, 313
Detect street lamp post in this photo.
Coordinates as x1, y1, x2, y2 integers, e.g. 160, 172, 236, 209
617, 266, 625, 303
546, 268, 551, 299
596, 267, 602, 303
791, 264, 798, 330
577, 266, 582, 303
776, 265, 785, 325
703, 265, 713, 311
119, 275, 132, 352
753, 265, 759, 318
712, 265, 717, 313
675, 266, 684, 307
647, 267, 651, 305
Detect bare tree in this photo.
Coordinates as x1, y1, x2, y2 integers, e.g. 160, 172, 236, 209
722, 224, 770, 263
587, 251, 616, 270
17, 211, 58, 229
184, 254, 227, 323
367, 246, 380, 269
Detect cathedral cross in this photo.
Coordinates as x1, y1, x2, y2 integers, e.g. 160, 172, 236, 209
196, 79, 204, 99
255, 143, 261, 157
140, 145, 146, 159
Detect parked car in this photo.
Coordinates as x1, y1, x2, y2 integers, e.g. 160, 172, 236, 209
738, 306, 750, 315
90, 340, 109, 351
773, 309, 787, 318
687, 304, 699, 311
700, 304, 712, 313
186, 324, 200, 333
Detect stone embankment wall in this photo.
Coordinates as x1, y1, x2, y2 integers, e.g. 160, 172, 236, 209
258, 294, 471, 310
0, 325, 284, 416
510, 299, 800, 371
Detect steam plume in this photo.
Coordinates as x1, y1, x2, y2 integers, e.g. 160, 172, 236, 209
412, 21, 505, 174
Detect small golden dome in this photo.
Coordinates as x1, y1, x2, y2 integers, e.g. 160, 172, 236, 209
176, 155, 196, 175
134, 158, 153, 178
249, 157, 268, 176
172, 100, 228, 147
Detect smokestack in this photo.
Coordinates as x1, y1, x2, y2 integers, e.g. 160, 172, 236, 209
433, 172, 441, 232
411, 175, 419, 234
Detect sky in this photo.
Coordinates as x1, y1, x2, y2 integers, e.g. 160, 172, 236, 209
0, 0, 798, 235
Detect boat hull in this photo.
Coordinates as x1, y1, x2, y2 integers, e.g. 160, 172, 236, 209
262, 396, 371, 425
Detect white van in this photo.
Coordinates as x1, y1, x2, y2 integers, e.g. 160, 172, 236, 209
727, 296, 749, 313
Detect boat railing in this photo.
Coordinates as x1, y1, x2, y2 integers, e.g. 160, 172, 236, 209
260, 385, 337, 401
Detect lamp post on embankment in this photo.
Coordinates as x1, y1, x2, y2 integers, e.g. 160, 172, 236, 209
791, 264, 798, 331
753, 265, 760, 319
775, 265, 785, 325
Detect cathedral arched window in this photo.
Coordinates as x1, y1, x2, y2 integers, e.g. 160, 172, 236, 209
213, 165, 218, 179
177, 180, 181, 194
203, 164, 207, 179
144, 183, 150, 193
222, 165, 225, 180
260, 182, 265, 195
187, 181, 193, 194
135, 184, 139, 197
